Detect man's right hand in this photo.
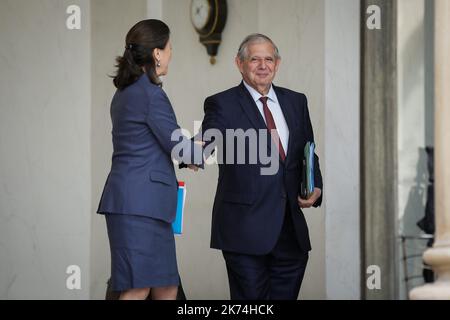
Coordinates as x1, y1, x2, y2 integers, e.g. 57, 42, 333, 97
298, 188, 322, 208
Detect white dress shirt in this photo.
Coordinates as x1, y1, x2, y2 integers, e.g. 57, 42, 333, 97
243, 81, 289, 154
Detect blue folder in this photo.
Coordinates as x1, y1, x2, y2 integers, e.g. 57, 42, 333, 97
172, 182, 186, 235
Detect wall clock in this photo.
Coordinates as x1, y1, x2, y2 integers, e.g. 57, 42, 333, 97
190, 0, 228, 65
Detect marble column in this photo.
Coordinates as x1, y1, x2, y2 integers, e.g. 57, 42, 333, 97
410, 0, 450, 300
362, 0, 398, 300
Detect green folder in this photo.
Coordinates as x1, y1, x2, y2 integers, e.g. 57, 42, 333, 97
300, 142, 315, 199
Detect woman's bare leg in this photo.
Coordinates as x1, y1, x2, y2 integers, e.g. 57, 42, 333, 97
151, 286, 178, 300
119, 287, 150, 300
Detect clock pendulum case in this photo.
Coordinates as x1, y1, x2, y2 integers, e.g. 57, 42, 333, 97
190, 0, 228, 65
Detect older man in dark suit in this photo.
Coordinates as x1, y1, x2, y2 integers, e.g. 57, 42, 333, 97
200, 34, 323, 300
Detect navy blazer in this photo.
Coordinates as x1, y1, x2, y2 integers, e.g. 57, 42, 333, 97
202, 82, 323, 255
97, 74, 202, 223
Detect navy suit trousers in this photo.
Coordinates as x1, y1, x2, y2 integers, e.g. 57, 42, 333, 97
222, 208, 309, 300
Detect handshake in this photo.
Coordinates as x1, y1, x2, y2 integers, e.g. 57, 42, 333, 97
183, 140, 205, 172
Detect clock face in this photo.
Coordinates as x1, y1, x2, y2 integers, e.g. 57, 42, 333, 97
191, 0, 211, 31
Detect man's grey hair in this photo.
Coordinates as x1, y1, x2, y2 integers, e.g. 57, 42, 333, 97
237, 33, 281, 61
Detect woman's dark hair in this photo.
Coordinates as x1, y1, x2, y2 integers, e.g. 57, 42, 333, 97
113, 19, 170, 90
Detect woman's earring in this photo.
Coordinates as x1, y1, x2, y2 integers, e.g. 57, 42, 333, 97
156, 60, 161, 68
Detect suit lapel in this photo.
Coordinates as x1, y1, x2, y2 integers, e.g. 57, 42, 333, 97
237, 82, 267, 131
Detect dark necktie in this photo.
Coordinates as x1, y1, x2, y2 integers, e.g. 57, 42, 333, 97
260, 97, 286, 161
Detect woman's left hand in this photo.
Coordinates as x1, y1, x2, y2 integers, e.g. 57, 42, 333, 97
187, 164, 199, 172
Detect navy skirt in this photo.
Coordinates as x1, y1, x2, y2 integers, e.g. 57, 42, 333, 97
105, 213, 180, 291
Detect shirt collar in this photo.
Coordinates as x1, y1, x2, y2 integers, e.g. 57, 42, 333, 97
243, 80, 278, 104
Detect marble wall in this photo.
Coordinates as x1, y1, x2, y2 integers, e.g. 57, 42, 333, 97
324, 0, 361, 299
0, 0, 91, 299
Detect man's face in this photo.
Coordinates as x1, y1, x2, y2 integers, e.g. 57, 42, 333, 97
236, 41, 281, 94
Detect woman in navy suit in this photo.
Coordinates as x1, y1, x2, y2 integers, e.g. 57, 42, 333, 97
97, 20, 202, 300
